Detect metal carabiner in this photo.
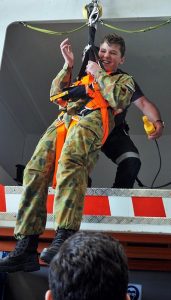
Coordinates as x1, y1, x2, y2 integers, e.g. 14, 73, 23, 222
88, 3, 99, 27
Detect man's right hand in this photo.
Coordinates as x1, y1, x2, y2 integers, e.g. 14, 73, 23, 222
60, 38, 74, 68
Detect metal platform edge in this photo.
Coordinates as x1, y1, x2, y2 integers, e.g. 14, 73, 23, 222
3, 186, 171, 197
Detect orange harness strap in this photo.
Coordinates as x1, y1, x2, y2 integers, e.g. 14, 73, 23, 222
86, 82, 110, 144
71, 74, 110, 144
52, 117, 80, 188
52, 122, 67, 188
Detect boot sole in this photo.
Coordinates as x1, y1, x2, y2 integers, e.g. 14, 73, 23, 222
0, 262, 40, 273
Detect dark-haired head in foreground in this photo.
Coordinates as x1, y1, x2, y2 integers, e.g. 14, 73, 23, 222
45, 231, 130, 300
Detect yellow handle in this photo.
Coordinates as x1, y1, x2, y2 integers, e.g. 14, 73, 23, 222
142, 116, 156, 135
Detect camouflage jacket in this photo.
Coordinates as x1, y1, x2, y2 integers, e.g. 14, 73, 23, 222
50, 63, 135, 117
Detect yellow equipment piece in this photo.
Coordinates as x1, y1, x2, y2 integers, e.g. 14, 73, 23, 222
50, 90, 69, 102
142, 116, 156, 135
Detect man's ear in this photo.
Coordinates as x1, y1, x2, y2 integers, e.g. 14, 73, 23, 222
126, 293, 131, 300
120, 56, 125, 65
45, 290, 53, 300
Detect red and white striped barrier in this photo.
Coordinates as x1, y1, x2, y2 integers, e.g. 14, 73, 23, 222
1, 185, 171, 217
0, 185, 171, 234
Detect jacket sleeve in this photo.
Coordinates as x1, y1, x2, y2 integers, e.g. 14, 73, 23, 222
94, 69, 135, 109
50, 63, 72, 97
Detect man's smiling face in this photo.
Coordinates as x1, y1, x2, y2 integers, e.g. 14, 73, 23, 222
98, 42, 125, 72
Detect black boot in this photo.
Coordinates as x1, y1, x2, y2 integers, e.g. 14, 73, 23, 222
0, 235, 40, 273
40, 228, 76, 264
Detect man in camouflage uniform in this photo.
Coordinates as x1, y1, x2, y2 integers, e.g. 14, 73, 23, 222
0, 34, 134, 272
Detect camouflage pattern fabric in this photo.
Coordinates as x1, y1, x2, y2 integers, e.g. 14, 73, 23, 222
14, 110, 114, 237
14, 120, 57, 237
53, 109, 108, 230
94, 69, 135, 109
14, 64, 134, 237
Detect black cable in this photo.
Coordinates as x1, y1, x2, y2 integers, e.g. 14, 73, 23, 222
135, 176, 145, 187
150, 139, 161, 188
136, 139, 171, 189
154, 181, 171, 188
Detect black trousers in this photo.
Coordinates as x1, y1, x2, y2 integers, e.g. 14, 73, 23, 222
101, 124, 141, 188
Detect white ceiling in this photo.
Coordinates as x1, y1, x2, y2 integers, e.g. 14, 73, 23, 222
0, 19, 171, 136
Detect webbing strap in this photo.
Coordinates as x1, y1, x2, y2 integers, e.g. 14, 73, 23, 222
52, 122, 67, 188
52, 117, 80, 188
86, 86, 110, 144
